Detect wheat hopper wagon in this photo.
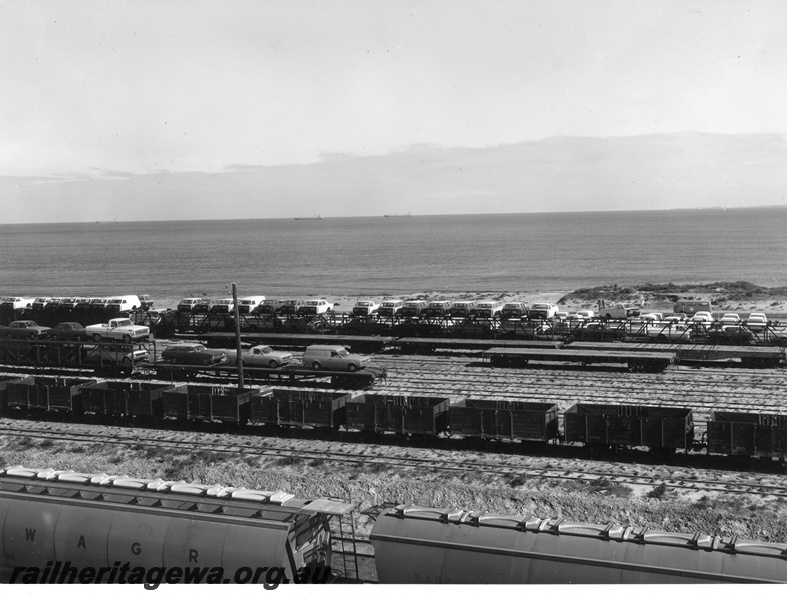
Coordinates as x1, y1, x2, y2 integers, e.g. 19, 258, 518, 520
370, 504, 787, 584
0, 466, 351, 583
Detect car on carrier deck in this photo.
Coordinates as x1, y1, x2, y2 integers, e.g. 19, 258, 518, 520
226, 345, 293, 368
254, 299, 284, 315
193, 299, 214, 313
377, 300, 405, 317
177, 298, 202, 312
138, 295, 154, 311
302, 345, 371, 372
31, 297, 53, 311
161, 343, 228, 365
297, 299, 333, 316
1, 320, 50, 339
501, 302, 528, 320
400, 300, 428, 318
279, 299, 304, 315
528, 303, 559, 320
210, 298, 235, 314
572, 310, 595, 320
474, 301, 504, 318
690, 311, 715, 323
352, 301, 380, 317
1, 297, 34, 310
237, 296, 266, 314
643, 322, 692, 341
105, 295, 142, 315
746, 313, 768, 331
707, 325, 752, 345
449, 301, 476, 318
42, 322, 86, 341
90, 298, 110, 309
83, 345, 149, 367
424, 301, 453, 318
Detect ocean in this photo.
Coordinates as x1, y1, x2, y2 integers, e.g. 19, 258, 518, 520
1, 207, 786, 307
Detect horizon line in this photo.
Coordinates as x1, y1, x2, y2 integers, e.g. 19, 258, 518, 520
2, 204, 787, 227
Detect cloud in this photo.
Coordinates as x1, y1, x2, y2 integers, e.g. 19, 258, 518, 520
1, 132, 786, 223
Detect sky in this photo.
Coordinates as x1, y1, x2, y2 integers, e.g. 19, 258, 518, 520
1, 0, 786, 222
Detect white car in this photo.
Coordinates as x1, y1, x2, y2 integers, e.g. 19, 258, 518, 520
664, 313, 687, 323
529, 303, 559, 319
298, 299, 333, 316
573, 310, 595, 320
211, 298, 235, 313
644, 322, 692, 341
746, 312, 768, 331
353, 300, 380, 317
640, 312, 663, 322
720, 313, 741, 325
690, 311, 714, 323
237, 296, 266, 314
1, 297, 35, 310
228, 345, 292, 368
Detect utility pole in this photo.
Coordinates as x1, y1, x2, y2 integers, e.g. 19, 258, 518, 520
231, 282, 244, 389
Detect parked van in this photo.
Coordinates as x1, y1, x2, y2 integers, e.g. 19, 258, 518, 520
673, 300, 712, 316
474, 300, 504, 318
378, 300, 405, 317
105, 295, 142, 314
237, 296, 266, 314
302, 345, 371, 372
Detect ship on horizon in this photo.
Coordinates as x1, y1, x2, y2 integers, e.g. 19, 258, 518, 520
294, 215, 324, 220
383, 212, 413, 218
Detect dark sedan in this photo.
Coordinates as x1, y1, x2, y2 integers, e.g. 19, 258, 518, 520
161, 343, 228, 365
1, 320, 51, 339
706, 326, 753, 345
43, 322, 87, 341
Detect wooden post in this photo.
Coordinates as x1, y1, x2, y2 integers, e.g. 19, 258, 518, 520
232, 282, 244, 390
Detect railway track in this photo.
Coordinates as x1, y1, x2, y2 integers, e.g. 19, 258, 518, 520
366, 356, 787, 412
1, 419, 784, 499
